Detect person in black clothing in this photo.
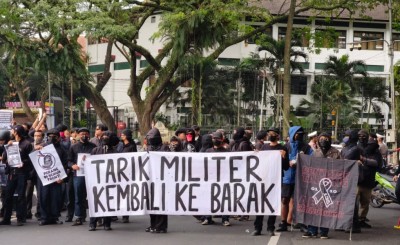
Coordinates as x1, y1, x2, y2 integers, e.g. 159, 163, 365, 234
0, 130, 11, 218
192, 125, 203, 152
38, 128, 68, 225
201, 131, 231, 226
183, 128, 197, 152
0, 125, 33, 226
167, 136, 183, 152
68, 128, 97, 225
120, 129, 137, 223
357, 131, 381, 229
340, 129, 363, 233
230, 127, 253, 221
199, 134, 212, 152
89, 131, 120, 231
145, 128, 168, 233
251, 127, 289, 236
255, 130, 267, 150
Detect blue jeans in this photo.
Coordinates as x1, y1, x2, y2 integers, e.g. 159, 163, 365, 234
73, 176, 86, 219
308, 225, 329, 235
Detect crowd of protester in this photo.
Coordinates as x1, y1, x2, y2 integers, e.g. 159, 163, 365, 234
0, 112, 399, 239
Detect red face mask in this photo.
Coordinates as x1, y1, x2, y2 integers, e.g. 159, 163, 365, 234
186, 134, 193, 142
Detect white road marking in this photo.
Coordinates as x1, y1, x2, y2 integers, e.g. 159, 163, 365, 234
267, 232, 281, 245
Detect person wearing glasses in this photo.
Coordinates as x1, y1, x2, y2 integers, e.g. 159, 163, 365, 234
90, 124, 108, 147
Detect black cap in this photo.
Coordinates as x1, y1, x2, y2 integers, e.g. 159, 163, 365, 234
47, 128, 60, 136
212, 131, 223, 139
12, 125, 26, 137
175, 128, 186, 136
358, 129, 369, 137
78, 127, 90, 133
266, 127, 280, 134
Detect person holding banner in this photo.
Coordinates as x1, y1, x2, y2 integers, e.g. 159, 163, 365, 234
201, 131, 231, 227
277, 126, 312, 232
144, 128, 168, 233
38, 128, 68, 225
356, 131, 381, 229
302, 132, 340, 239
0, 125, 33, 226
252, 127, 289, 236
68, 128, 96, 225
340, 129, 362, 233
0, 130, 11, 218
89, 131, 120, 231
119, 129, 137, 224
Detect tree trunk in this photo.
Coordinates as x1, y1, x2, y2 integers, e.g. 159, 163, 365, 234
334, 107, 339, 140
15, 80, 35, 122
80, 82, 117, 132
282, 0, 296, 137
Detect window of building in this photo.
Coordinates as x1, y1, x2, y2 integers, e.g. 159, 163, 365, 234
275, 75, 308, 95
151, 16, 156, 23
353, 31, 384, 50
315, 29, 347, 49
393, 33, 400, 51
291, 76, 308, 95
278, 27, 309, 47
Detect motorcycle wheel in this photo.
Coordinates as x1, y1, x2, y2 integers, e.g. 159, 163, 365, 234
370, 188, 384, 208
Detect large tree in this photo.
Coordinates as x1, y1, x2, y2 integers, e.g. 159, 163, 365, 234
1, 0, 384, 135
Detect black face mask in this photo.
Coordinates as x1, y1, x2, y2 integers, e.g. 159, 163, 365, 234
213, 139, 223, 147
169, 143, 178, 152
319, 140, 331, 150
48, 136, 58, 144
358, 136, 368, 145
268, 136, 277, 142
81, 135, 89, 143
102, 137, 110, 146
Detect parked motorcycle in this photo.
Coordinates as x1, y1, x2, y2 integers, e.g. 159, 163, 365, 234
370, 172, 399, 208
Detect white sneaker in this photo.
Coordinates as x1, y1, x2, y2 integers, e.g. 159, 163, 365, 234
223, 221, 231, 226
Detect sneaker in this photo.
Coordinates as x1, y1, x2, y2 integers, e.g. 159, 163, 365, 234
276, 223, 288, 232
145, 226, 153, 232
89, 225, 96, 231
239, 216, 249, 221
122, 217, 129, 223
320, 234, 329, 239
201, 219, 214, 225
16, 220, 24, 226
359, 221, 372, 228
104, 226, 112, 231
223, 221, 231, 226
65, 217, 73, 222
302, 232, 317, 238
251, 230, 261, 236
72, 219, 82, 226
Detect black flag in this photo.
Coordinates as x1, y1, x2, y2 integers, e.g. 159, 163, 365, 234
294, 154, 359, 230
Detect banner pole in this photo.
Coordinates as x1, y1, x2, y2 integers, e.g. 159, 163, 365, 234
349, 227, 352, 241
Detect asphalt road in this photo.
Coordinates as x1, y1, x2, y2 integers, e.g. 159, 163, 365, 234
0, 203, 399, 245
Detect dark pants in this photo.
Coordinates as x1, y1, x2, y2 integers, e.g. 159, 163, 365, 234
38, 179, 62, 222
66, 174, 75, 219
0, 185, 6, 216
150, 214, 168, 230
254, 215, 276, 231
2, 173, 28, 222
203, 215, 229, 222
308, 225, 329, 235
351, 195, 360, 230
90, 217, 111, 228
73, 176, 86, 219
26, 173, 40, 217
395, 177, 400, 203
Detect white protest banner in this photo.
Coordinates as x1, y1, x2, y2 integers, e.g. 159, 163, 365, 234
5, 142, 22, 168
77, 153, 90, 177
29, 144, 67, 186
0, 110, 13, 130
85, 151, 281, 217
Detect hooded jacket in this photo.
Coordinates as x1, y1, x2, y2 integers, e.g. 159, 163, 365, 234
358, 139, 381, 188
283, 126, 313, 184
